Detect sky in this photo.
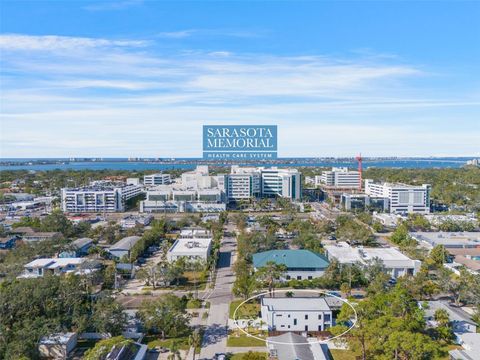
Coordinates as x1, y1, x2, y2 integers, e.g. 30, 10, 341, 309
0, 0, 479, 158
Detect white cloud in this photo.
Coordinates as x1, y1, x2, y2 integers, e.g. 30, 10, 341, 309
0, 34, 147, 51
0, 33, 479, 157
83, 0, 144, 12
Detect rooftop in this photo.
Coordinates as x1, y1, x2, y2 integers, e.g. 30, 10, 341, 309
71, 237, 93, 249
324, 242, 417, 267
252, 249, 330, 269
25, 258, 86, 269
261, 297, 331, 312
110, 236, 142, 251
423, 301, 475, 325
268, 333, 314, 360
168, 237, 212, 254
39, 332, 76, 345
410, 232, 480, 247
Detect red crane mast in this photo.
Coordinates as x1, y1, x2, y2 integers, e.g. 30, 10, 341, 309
355, 153, 363, 191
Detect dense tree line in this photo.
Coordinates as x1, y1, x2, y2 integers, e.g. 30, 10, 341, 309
0, 275, 125, 359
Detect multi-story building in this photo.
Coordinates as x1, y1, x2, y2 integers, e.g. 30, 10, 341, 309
61, 182, 142, 213
143, 173, 171, 186
261, 297, 333, 332
316, 167, 361, 189
364, 180, 431, 214
167, 237, 212, 262
225, 166, 301, 202
260, 167, 301, 200
226, 167, 261, 201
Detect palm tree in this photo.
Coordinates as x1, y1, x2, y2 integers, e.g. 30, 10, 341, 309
256, 261, 287, 297
167, 341, 182, 360
188, 330, 202, 360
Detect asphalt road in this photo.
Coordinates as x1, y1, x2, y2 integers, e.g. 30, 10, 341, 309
199, 231, 237, 359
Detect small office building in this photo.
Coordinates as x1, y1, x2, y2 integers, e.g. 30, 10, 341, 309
252, 249, 330, 281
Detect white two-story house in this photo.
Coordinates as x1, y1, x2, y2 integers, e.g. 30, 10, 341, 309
261, 297, 333, 332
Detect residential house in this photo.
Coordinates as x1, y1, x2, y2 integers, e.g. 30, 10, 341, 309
38, 333, 77, 359
108, 236, 142, 260
449, 333, 480, 360
261, 297, 333, 332
267, 332, 331, 360
20, 258, 99, 278
59, 237, 94, 258
0, 235, 18, 249
423, 301, 477, 334
252, 249, 330, 281
105, 341, 148, 360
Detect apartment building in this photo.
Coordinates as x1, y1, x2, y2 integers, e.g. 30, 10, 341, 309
316, 167, 361, 189
143, 173, 171, 186
61, 182, 142, 213
365, 179, 431, 214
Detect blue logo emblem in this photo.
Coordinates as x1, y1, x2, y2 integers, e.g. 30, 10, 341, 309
203, 125, 277, 160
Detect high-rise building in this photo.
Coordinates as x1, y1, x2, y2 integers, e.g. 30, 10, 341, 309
143, 173, 171, 186
316, 167, 361, 188
364, 180, 431, 214
260, 167, 301, 200
61, 182, 142, 213
226, 166, 261, 201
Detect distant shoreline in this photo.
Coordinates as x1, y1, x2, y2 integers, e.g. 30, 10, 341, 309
0, 157, 474, 171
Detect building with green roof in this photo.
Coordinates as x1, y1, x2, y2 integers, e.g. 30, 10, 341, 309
252, 249, 330, 280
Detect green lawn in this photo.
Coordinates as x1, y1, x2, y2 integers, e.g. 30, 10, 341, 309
330, 349, 359, 360
146, 336, 190, 351
229, 352, 267, 360
226, 334, 267, 347
229, 299, 260, 319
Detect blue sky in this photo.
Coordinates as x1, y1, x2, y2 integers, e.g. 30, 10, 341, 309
1, 0, 479, 158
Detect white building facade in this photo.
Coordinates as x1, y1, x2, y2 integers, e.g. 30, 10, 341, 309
365, 180, 431, 214
261, 297, 333, 332
324, 242, 422, 278
61, 182, 142, 213
316, 167, 361, 189
144, 173, 171, 186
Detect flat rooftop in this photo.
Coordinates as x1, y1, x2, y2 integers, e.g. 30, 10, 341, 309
325, 242, 416, 266
25, 258, 85, 268
410, 232, 480, 247
168, 238, 212, 255
261, 297, 331, 312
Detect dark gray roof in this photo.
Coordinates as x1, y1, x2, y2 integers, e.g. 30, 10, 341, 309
71, 237, 93, 249
268, 333, 314, 360
110, 236, 141, 251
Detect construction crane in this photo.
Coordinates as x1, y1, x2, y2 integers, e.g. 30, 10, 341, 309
355, 153, 363, 191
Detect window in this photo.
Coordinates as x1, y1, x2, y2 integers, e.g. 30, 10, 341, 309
297, 276, 302, 280
305, 314, 308, 320
288, 325, 290, 329
318, 314, 322, 320
324, 314, 331, 322
286, 275, 291, 280
305, 325, 308, 331
318, 325, 322, 331
308, 276, 313, 280
293, 319, 297, 325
